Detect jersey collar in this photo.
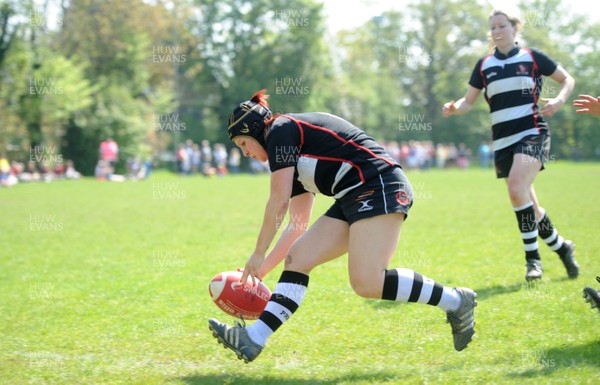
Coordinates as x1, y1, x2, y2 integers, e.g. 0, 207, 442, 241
494, 45, 520, 60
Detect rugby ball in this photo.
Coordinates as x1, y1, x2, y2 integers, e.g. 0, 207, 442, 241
208, 271, 271, 320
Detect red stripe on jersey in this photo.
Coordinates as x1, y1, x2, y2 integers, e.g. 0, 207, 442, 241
480, 54, 494, 105
522, 48, 542, 133
284, 115, 395, 167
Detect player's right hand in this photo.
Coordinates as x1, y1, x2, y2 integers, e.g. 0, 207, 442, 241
240, 252, 264, 287
443, 101, 456, 117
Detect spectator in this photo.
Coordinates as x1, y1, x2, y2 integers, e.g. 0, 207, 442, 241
478, 141, 491, 168
192, 143, 201, 174
213, 143, 228, 176
0, 153, 10, 187
228, 148, 241, 174
457, 143, 470, 169
436, 143, 448, 169
176, 144, 188, 175
64, 159, 81, 179
201, 140, 213, 176
99, 137, 119, 179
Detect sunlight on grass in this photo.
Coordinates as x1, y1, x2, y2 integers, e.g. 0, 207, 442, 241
1, 163, 599, 384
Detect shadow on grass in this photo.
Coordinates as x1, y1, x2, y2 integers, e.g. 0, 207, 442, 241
179, 371, 414, 385
474, 282, 524, 299
475, 276, 580, 300
509, 339, 600, 380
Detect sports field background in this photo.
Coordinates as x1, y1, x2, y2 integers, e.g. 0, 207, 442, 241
1, 162, 599, 384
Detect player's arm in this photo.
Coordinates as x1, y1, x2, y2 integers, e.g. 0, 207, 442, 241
573, 94, 600, 116
241, 166, 295, 285
443, 86, 481, 117
540, 65, 575, 117
258, 191, 314, 278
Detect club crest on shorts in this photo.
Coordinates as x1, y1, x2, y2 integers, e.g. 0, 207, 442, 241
396, 191, 410, 205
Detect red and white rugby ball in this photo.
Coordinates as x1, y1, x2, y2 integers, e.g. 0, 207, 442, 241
208, 271, 271, 320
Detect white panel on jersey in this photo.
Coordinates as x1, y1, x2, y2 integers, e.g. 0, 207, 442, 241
330, 161, 353, 195
487, 76, 535, 98
296, 156, 319, 194
491, 104, 535, 126
333, 181, 363, 199
481, 50, 533, 71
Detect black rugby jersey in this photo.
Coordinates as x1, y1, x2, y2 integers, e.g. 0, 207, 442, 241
469, 47, 558, 151
265, 112, 397, 198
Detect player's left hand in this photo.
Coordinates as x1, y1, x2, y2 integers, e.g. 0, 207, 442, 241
540, 97, 563, 117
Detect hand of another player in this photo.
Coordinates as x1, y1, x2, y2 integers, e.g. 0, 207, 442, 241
240, 252, 264, 286
573, 94, 600, 116
442, 101, 456, 117
540, 97, 563, 117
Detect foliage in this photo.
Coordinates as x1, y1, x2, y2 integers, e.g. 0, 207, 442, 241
192, 0, 332, 143
1, 0, 599, 174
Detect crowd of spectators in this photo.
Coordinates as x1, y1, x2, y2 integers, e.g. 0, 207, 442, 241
381, 140, 493, 171
0, 139, 495, 188
173, 139, 265, 176
0, 154, 81, 187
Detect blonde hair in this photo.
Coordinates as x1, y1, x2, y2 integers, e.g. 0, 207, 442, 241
488, 9, 522, 53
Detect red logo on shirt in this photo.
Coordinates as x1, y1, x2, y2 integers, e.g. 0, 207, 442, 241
516, 64, 529, 75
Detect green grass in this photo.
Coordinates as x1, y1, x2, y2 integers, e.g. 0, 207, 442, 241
1, 162, 599, 384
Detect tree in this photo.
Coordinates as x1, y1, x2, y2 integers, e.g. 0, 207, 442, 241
331, 0, 490, 148
56, 0, 177, 174
519, 0, 600, 159
192, 0, 333, 144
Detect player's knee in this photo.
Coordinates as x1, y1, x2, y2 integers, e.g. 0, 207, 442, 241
507, 180, 527, 203
349, 275, 381, 299
283, 250, 313, 274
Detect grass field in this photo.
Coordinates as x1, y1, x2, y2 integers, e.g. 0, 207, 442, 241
1, 162, 599, 384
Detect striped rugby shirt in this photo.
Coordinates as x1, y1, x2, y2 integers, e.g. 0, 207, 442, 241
469, 46, 558, 151
265, 112, 398, 198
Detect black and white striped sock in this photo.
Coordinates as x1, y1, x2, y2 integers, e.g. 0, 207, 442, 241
514, 202, 540, 260
381, 268, 461, 312
537, 212, 569, 258
246, 270, 308, 347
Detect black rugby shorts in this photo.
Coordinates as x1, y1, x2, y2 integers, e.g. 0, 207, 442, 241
494, 133, 550, 178
324, 166, 413, 225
